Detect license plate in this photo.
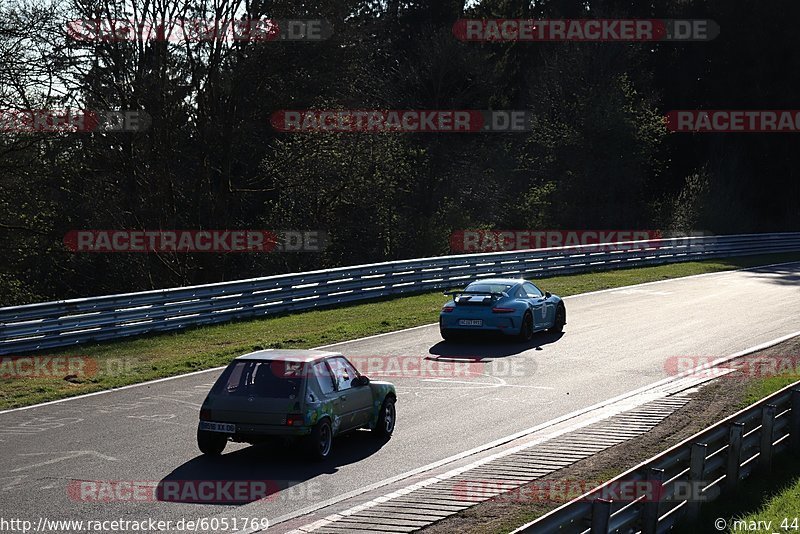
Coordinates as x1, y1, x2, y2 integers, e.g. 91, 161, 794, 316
459, 319, 483, 327
199, 421, 236, 433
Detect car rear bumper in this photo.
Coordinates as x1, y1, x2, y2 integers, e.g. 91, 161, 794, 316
198, 421, 312, 440
439, 315, 519, 334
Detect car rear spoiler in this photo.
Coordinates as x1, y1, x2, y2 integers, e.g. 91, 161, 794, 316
442, 290, 508, 299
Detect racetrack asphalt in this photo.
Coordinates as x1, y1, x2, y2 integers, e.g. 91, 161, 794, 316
0, 262, 798, 532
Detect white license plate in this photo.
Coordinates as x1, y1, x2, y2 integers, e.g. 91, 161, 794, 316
459, 319, 483, 327
200, 421, 236, 433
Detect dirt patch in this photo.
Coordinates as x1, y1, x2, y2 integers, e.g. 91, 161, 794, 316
421, 335, 800, 534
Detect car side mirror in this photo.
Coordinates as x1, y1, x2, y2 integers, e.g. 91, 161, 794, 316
353, 376, 370, 387
545, 292, 552, 298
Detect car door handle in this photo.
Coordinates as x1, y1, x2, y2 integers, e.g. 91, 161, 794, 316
340, 396, 347, 401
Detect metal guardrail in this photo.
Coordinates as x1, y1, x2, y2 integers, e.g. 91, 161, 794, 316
510, 381, 800, 534
1, 232, 800, 354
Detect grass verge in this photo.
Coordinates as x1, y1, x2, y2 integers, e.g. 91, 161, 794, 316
1, 252, 799, 411
698, 456, 800, 534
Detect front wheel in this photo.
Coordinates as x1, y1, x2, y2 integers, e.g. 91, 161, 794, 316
373, 397, 396, 438
308, 419, 333, 461
549, 304, 566, 333
518, 312, 534, 341
197, 429, 227, 456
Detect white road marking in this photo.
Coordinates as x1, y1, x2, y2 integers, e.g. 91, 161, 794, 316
11, 451, 118, 472
0, 475, 27, 491
149, 396, 202, 407
614, 288, 672, 296
419, 378, 553, 389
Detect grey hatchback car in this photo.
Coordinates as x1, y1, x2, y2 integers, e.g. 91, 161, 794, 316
198, 349, 397, 460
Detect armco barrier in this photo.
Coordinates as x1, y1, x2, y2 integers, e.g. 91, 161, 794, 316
510, 381, 800, 534
1, 232, 800, 354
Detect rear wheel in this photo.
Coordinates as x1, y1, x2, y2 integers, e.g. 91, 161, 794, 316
440, 328, 458, 341
373, 397, 396, 438
197, 429, 227, 456
518, 311, 534, 341
308, 419, 333, 461
550, 304, 566, 333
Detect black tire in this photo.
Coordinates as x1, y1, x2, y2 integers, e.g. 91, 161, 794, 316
308, 418, 333, 461
197, 429, 227, 456
440, 328, 457, 341
550, 304, 566, 333
518, 311, 534, 341
373, 397, 396, 438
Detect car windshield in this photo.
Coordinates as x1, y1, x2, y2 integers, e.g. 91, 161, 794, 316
464, 283, 513, 294
211, 360, 304, 399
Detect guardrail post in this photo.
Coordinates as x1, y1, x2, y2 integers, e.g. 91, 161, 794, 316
590, 498, 612, 534
686, 443, 707, 522
791, 390, 800, 455
642, 468, 664, 534
726, 423, 745, 491
760, 404, 777, 471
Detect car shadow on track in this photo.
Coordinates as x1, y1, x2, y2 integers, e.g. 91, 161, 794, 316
428, 330, 565, 359
157, 431, 389, 504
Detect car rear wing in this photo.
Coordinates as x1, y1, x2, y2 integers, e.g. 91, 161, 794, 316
442, 290, 508, 299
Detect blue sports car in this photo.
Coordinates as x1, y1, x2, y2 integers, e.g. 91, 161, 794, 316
439, 278, 566, 341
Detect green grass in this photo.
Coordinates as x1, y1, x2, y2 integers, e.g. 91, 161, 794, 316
727, 470, 800, 533
743, 374, 800, 407
2, 252, 799, 411
695, 455, 800, 534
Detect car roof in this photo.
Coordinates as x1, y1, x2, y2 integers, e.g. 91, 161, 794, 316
234, 349, 343, 363
467, 278, 525, 286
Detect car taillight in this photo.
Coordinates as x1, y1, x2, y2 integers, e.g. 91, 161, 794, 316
286, 414, 304, 426
492, 307, 515, 313
200, 408, 211, 420
442, 306, 455, 312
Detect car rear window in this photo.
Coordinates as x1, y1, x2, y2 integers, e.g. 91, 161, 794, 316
211, 360, 303, 399
465, 283, 513, 294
